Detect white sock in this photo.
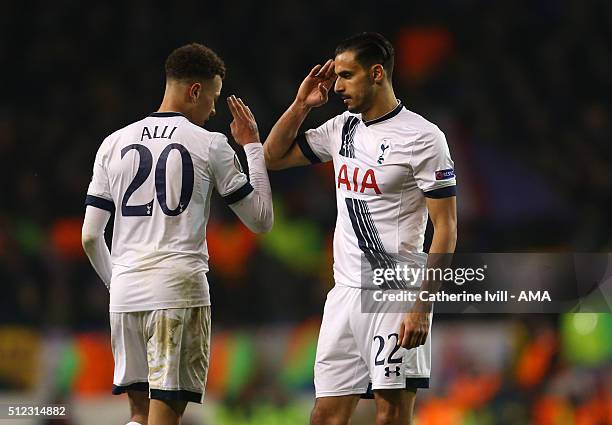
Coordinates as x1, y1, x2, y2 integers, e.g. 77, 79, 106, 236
126, 422, 142, 425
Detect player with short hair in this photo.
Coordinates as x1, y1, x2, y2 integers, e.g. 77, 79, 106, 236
264, 32, 457, 424
82, 43, 273, 425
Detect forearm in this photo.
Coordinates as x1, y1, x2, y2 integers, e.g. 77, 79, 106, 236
83, 236, 112, 288
82, 207, 112, 289
416, 222, 457, 311
428, 221, 457, 254
264, 101, 311, 167
230, 143, 274, 233
400, 187, 457, 346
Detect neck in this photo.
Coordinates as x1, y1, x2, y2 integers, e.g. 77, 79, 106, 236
361, 86, 398, 122
157, 88, 194, 122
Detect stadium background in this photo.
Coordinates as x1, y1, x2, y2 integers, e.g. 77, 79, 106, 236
1, 0, 611, 423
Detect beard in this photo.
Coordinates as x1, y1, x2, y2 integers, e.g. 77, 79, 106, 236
347, 83, 376, 114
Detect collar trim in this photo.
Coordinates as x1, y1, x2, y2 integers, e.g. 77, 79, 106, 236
362, 101, 403, 126
149, 112, 185, 118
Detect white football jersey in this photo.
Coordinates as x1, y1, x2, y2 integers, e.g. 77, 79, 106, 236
86, 112, 253, 312
298, 101, 456, 289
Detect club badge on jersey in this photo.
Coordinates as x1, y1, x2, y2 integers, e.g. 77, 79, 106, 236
377, 139, 392, 164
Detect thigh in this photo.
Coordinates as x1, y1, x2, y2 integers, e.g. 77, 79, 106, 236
148, 399, 188, 425
109, 312, 149, 394
127, 390, 150, 419
314, 286, 370, 398
310, 395, 360, 425
354, 310, 431, 393
145, 306, 211, 404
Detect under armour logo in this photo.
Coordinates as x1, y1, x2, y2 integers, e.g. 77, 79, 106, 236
377, 143, 390, 164
384, 366, 401, 377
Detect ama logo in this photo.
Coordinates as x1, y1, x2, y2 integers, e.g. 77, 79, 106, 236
377, 140, 391, 164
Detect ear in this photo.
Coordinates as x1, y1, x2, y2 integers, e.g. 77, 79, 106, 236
371, 64, 385, 83
189, 82, 202, 103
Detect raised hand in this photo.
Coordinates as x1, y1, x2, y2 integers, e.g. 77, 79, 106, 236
227, 95, 260, 146
295, 59, 337, 109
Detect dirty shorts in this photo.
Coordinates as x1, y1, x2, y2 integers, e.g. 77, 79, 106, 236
110, 306, 211, 403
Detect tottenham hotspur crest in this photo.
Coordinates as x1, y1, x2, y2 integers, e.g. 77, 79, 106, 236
377, 139, 391, 164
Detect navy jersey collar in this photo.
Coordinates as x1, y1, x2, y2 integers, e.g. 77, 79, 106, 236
149, 111, 185, 118
362, 101, 403, 127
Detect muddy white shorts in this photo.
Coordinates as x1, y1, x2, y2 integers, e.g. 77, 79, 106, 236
314, 285, 430, 398
110, 306, 211, 403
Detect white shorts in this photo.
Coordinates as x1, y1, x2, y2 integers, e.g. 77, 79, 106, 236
314, 286, 431, 398
110, 306, 211, 403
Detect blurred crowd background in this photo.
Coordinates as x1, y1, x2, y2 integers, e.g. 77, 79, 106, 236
0, 0, 610, 424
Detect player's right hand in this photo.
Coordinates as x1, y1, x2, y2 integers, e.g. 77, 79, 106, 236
227, 95, 260, 146
295, 59, 337, 109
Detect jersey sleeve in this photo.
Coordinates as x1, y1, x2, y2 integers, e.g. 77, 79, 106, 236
410, 128, 457, 198
85, 141, 115, 212
209, 134, 254, 204
297, 115, 343, 164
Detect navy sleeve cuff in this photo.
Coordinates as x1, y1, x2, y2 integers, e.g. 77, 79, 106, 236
424, 185, 456, 199
222, 182, 254, 205
85, 195, 115, 212
296, 133, 321, 164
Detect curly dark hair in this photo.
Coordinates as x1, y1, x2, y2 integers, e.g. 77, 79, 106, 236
165, 43, 226, 81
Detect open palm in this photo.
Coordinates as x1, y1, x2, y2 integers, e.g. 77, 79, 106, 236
296, 59, 337, 108
227, 95, 259, 146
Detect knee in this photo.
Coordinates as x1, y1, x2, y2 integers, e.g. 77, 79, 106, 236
129, 412, 148, 425
310, 405, 349, 425
376, 405, 409, 425
128, 410, 149, 425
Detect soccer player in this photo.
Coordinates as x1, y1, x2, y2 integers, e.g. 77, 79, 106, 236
264, 33, 457, 424
81, 43, 273, 425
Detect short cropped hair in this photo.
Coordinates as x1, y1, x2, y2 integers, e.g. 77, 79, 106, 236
335, 32, 394, 79
165, 43, 226, 82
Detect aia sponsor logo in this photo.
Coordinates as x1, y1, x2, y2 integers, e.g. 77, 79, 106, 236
337, 164, 381, 194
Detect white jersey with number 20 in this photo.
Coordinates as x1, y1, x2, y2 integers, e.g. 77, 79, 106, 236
86, 112, 254, 313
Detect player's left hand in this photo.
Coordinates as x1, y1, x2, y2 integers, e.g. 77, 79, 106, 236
399, 312, 431, 349
227, 95, 260, 146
